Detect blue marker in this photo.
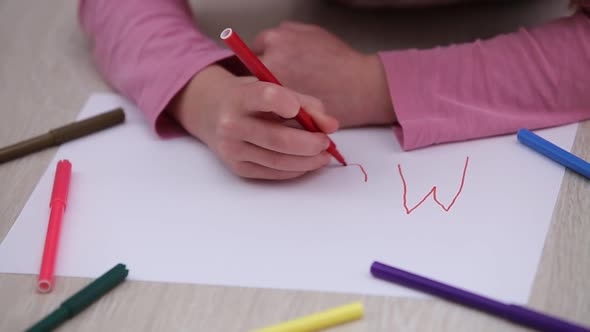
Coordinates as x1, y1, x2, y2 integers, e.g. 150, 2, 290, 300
517, 128, 590, 179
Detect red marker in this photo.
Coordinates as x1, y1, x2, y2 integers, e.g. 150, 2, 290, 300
220, 28, 347, 166
38, 160, 72, 293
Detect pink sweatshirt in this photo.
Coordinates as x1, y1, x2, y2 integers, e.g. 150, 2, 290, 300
79, 0, 590, 150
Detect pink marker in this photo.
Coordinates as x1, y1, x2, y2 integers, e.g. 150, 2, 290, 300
38, 160, 72, 293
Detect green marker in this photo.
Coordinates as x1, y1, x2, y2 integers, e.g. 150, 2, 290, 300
27, 263, 129, 332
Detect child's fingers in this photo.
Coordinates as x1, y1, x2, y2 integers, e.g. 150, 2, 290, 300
252, 29, 279, 54
230, 161, 306, 180
279, 21, 319, 32
239, 118, 330, 156
296, 94, 340, 134
238, 82, 301, 119
230, 142, 331, 172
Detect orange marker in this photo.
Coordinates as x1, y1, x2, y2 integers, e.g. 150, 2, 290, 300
38, 160, 72, 293
220, 28, 347, 166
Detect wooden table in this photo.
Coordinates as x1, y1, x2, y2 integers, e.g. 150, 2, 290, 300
1, 0, 588, 331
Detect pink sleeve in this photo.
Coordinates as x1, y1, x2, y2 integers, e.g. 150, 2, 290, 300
79, 0, 233, 136
378, 12, 590, 150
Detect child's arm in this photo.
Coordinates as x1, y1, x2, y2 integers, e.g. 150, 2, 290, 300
379, 12, 590, 150
79, 0, 338, 180
255, 13, 590, 150
79, 0, 230, 136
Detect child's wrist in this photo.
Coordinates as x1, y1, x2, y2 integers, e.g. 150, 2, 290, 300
359, 54, 396, 125
168, 64, 235, 144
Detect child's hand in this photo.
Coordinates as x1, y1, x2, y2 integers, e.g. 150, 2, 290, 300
253, 21, 395, 127
169, 65, 339, 180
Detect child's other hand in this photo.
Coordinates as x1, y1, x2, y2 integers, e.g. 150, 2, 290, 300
253, 21, 395, 127
169, 65, 339, 180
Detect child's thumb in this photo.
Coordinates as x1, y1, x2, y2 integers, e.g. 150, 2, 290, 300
297, 94, 340, 134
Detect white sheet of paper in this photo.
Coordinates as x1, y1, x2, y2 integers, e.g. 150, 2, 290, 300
0, 93, 578, 302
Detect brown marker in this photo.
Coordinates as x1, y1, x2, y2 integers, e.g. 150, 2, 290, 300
0, 108, 125, 164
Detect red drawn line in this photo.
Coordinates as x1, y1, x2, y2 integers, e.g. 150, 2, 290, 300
350, 163, 368, 182
398, 157, 469, 214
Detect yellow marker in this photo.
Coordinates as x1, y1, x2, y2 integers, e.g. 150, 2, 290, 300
252, 302, 364, 332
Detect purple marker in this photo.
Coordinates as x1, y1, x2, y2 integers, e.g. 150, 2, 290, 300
371, 261, 589, 332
